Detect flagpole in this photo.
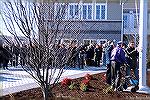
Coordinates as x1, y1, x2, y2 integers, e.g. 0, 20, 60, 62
137, 0, 150, 94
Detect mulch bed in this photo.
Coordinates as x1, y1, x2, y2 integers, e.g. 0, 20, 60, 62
1, 71, 150, 100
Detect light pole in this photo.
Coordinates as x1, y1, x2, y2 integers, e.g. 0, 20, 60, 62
120, 0, 128, 42
121, 1, 124, 42
137, 0, 150, 94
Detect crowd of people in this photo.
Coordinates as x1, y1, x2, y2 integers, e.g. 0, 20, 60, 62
106, 41, 139, 91
0, 43, 26, 69
0, 40, 139, 91
0, 41, 109, 69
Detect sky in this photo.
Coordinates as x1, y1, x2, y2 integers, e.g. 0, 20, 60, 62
0, 0, 38, 37
0, 1, 11, 36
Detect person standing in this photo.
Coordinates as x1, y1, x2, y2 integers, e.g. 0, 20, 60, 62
0, 44, 5, 69
105, 41, 114, 85
94, 44, 103, 67
110, 41, 126, 91
79, 45, 86, 69
3, 45, 11, 69
126, 41, 139, 80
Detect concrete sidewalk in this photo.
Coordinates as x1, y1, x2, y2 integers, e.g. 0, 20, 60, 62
0, 66, 106, 96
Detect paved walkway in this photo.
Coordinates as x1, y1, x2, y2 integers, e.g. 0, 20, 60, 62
0, 66, 106, 96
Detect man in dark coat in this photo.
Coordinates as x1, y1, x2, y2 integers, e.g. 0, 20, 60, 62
105, 41, 114, 85
0, 44, 11, 69
94, 44, 103, 67
126, 41, 139, 80
86, 45, 94, 66
3, 45, 11, 69
0, 44, 5, 69
79, 45, 86, 69
13, 44, 20, 67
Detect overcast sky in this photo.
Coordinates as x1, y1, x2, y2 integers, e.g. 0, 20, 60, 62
0, 0, 38, 37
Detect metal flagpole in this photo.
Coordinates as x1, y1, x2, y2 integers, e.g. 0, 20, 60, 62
137, 0, 150, 94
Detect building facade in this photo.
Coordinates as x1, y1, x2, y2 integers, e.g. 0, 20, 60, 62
40, 0, 150, 46
122, 0, 150, 47
40, 0, 122, 45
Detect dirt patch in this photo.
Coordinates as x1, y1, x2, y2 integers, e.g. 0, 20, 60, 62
1, 71, 150, 100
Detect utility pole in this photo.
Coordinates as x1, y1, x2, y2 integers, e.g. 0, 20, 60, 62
120, 0, 128, 42
138, 0, 150, 94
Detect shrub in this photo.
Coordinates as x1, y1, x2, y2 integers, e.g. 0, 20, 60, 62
84, 74, 92, 80
81, 79, 90, 85
102, 74, 106, 82
80, 83, 88, 92
61, 78, 72, 86
69, 83, 75, 90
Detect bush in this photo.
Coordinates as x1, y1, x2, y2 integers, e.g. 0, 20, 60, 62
61, 78, 72, 86
84, 74, 92, 80
80, 83, 88, 92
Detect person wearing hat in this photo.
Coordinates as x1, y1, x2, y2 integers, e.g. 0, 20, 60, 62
110, 41, 126, 91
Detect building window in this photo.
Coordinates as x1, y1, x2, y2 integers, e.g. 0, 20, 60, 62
88, 5, 92, 19
96, 5, 100, 19
123, 15, 128, 28
63, 39, 77, 45
83, 39, 97, 46
83, 5, 87, 19
75, 5, 79, 18
134, 14, 139, 28
54, 3, 106, 20
101, 5, 106, 19
123, 12, 137, 30
69, 5, 74, 19
68, 3, 80, 19
55, 3, 68, 19
82, 4, 93, 20
97, 39, 107, 45
96, 4, 106, 20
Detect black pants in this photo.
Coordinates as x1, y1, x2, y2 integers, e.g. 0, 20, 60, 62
95, 57, 100, 67
106, 63, 111, 85
3, 59, 9, 69
111, 61, 121, 89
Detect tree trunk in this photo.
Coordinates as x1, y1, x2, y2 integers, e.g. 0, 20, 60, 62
42, 86, 53, 100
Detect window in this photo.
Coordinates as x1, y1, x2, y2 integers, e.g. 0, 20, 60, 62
63, 39, 77, 45
123, 15, 128, 28
96, 4, 106, 20
123, 13, 137, 30
54, 3, 107, 20
83, 39, 90, 46
55, 3, 68, 19
83, 5, 87, 19
83, 39, 96, 46
96, 5, 100, 19
101, 5, 106, 19
69, 5, 74, 19
82, 4, 93, 20
134, 14, 139, 28
68, 3, 80, 19
75, 5, 79, 17
88, 5, 92, 19
97, 39, 107, 45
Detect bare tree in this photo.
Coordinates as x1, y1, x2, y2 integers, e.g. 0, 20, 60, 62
0, 0, 82, 99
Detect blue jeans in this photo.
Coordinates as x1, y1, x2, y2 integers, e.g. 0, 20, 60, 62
126, 64, 139, 80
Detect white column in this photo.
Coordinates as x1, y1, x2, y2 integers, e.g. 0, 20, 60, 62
121, 2, 124, 41
138, 0, 150, 94
92, 0, 96, 20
